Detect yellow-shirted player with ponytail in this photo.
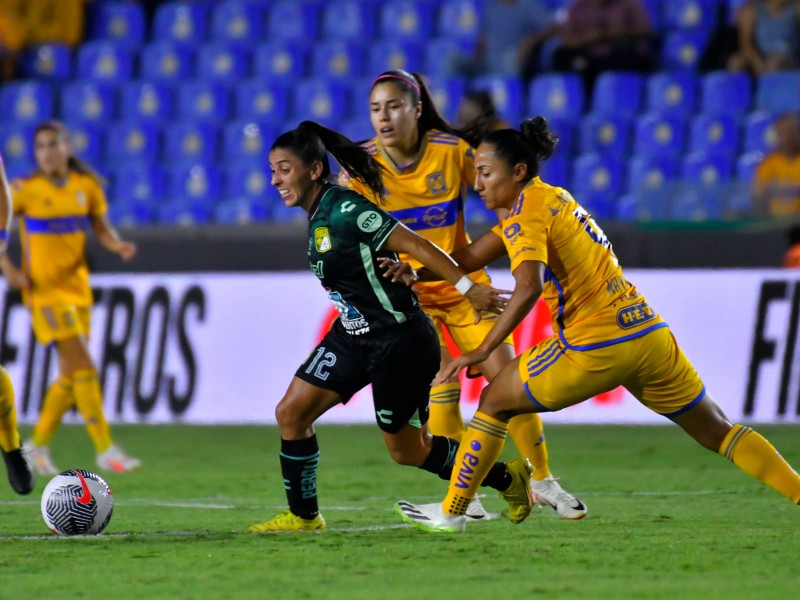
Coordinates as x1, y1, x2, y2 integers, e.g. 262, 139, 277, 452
0, 120, 141, 475
343, 70, 586, 519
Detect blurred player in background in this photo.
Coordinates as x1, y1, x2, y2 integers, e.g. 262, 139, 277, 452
393, 117, 800, 532
0, 121, 141, 475
342, 70, 586, 519
249, 121, 534, 533
0, 152, 34, 495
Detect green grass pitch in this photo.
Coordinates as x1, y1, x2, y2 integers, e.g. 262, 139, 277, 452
1, 424, 798, 599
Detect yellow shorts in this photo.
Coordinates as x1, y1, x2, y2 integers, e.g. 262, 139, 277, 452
423, 295, 514, 353
31, 304, 91, 346
518, 326, 706, 417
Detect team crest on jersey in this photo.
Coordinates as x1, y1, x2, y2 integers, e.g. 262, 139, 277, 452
314, 227, 332, 253
426, 171, 447, 195
76, 191, 86, 206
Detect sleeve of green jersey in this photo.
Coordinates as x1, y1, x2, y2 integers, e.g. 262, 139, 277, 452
339, 192, 399, 251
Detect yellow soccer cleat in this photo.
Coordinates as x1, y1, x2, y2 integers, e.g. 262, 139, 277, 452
498, 458, 535, 524
248, 510, 327, 533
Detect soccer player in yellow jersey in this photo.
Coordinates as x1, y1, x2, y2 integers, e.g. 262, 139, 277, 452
0, 121, 141, 474
394, 117, 800, 533
343, 70, 586, 519
0, 151, 34, 495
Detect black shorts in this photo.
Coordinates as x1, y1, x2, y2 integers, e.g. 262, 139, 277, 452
295, 312, 440, 434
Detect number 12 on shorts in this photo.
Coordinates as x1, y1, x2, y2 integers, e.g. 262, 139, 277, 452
305, 346, 337, 381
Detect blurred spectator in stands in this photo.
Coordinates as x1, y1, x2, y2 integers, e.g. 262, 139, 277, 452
781, 223, 800, 266
753, 112, 800, 217
552, 0, 654, 92
728, 0, 800, 75
445, 0, 559, 81
27, 0, 88, 48
455, 89, 513, 133
0, 2, 24, 81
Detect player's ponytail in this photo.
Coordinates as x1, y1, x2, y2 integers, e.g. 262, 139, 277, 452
482, 116, 558, 182
33, 120, 107, 187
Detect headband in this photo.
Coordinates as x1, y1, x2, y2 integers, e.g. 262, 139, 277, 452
372, 73, 420, 95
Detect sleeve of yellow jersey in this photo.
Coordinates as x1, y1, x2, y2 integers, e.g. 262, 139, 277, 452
11, 181, 27, 215
490, 200, 551, 273
88, 177, 109, 216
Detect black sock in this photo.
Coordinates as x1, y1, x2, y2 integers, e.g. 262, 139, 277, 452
280, 436, 320, 520
480, 463, 513, 491
419, 436, 459, 481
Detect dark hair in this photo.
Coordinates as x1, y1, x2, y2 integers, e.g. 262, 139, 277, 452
34, 120, 107, 187
271, 121, 385, 200
481, 117, 558, 181
370, 69, 483, 147
463, 90, 498, 120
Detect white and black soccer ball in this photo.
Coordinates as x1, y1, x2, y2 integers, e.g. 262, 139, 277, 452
41, 470, 114, 536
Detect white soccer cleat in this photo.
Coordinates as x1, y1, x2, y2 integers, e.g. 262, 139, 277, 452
531, 476, 588, 520
465, 495, 499, 521
97, 444, 141, 473
22, 439, 59, 475
395, 500, 466, 533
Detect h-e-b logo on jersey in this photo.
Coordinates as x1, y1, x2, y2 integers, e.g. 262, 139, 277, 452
426, 171, 447, 195
314, 227, 332, 253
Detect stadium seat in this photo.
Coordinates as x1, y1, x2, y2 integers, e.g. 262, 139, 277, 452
177, 81, 231, 123
322, 1, 377, 40
60, 80, 117, 123
196, 43, 250, 82
107, 198, 157, 227
106, 121, 160, 163
91, 1, 146, 47
660, 30, 708, 71
0, 124, 35, 164
736, 150, 764, 182
366, 41, 423, 78
311, 41, 364, 79
163, 122, 220, 165
471, 76, 525, 124
380, 1, 436, 40
76, 41, 133, 81
682, 152, 734, 185
339, 118, 375, 144
153, 1, 209, 45
528, 73, 585, 121
425, 77, 467, 123
633, 113, 688, 159
270, 202, 310, 224
19, 44, 72, 80
120, 81, 173, 123
743, 112, 778, 154
158, 199, 214, 226
167, 163, 222, 203
266, 1, 319, 41
664, 0, 718, 32
670, 185, 725, 220
464, 193, 498, 225
291, 79, 349, 125
700, 71, 751, 117
252, 41, 308, 80
437, 0, 481, 43
546, 117, 576, 156
65, 121, 104, 166
755, 71, 800, 114
640, 0, 664, 32
578, 113, 633, 157
592, 72, 645, 118
646, 71, 699, 114
222, 120, 274, 163
111, 163, 166, 203
234, 80, 290, 122
680, 153, 734, 220
422, 38, 475, 78
571, 153, 626, 200
214, 197, 271, 225
210, 0, 265, 44
223, 162, 272, 199
575, 190, 617, 221
140, 41, 195, 81
627, 155, 680, 195
538, 154, 570, 189
689, 113, 740, 159
0, 81, 53, 124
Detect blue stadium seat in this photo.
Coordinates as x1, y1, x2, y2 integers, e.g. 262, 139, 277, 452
437, 0, 481, 43
91, 1, 146, 47
633, 113, 688, 159
592, 72, 644, 118
291, 79, 349, 124
471, 75, 525, 124
571, 153, 626, 203
546, 117, 576, 156
339, 118, 374, 143
661, 30, 708, 71
65, 122, 104, 166
196, 43, 250, 82
743, 112, 778, 154
167, 163, 222, 202
0, 81, 53, 124
107, 198, 156, 227
664, 0, 718, 32
425, 77, 467, 123
234, 80, 290, 122
689, 113, 740, 159
253, 41, 308, 80
640, 0, 664, 32
669, 186, 724, 220
380, 1, 436, 40
367, 41, 423, 78
422, 38, 475, 78
681, 152, 734, 189
627, 155, 680, 194
153, 1, 209, 44
177, 81, 231, 124
0, 124, 35, 164
576, 191, 618, 221
528, 74, 585, 121
311, 41, 364, 79
223, 162, 272, 199
163, 122, 220, 165
322, 1, 377, 40
267, 1, 319, 41
140, 41, 195, 81
538, 154, 570, 189
700, 71, 751, 117
755, 71, 800, 114
222, 120, 274, 163
20, 44, 72, 80
60, 80, 116, 123
579, 113, 633, 157
214, 197, 271, 224
158, 199, 214, 226
646, 71, 699, 114
270, 202, 311, 224
76, 41, 133, 81
120, 81, 173, 123
464, 193, 499, 225
106, 121, 160, 163
112, 163, 166, 203
736, 150, 763, 182
210, 0, 265, 45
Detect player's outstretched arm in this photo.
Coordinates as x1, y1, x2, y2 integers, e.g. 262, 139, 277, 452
90, 213, 137, 262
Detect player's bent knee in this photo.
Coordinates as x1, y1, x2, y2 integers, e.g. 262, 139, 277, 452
274, 397, 313, 435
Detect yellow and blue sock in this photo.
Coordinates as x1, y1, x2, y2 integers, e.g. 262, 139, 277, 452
73, 368, 112, 454
508, 412, 551, 481
428, 382, 464, 442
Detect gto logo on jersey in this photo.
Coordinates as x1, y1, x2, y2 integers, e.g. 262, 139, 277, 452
426, 171, 447, 195
357, 211, 382, 233
314, 227, 332, 253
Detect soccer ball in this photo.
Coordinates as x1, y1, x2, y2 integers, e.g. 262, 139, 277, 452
41, 470, 114, 536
